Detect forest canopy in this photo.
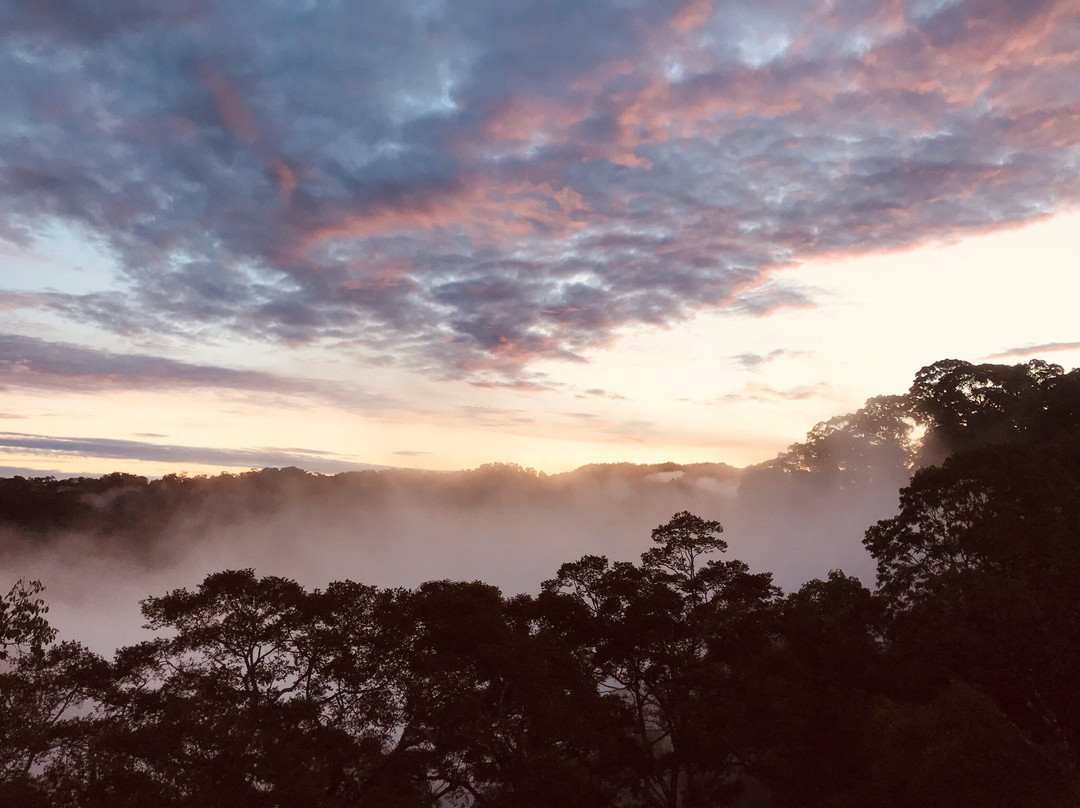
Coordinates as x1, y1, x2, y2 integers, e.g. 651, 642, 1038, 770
2, 359, 1079, 807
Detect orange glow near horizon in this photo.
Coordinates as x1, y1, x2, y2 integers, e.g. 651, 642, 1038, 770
2, 211, 1078, 479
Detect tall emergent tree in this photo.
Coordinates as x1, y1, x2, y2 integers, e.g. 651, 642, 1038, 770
543, 511, 779, 808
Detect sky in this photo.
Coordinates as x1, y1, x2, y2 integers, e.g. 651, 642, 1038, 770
1, 0, 1078, 477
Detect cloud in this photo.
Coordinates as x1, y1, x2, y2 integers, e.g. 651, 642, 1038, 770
468, 377, 560, 393
715, 382, 834, 404
732, 349, 793, 371
985, 340, 1080, 359
0, 431, 386, 474
392, 450, 432, 457
0, 332, 380, 408
730, 348, 813, 372
0, 464, 74, 478
1, 0, 1078, 380
726, 283, 818, 317
581, 387, 628, 400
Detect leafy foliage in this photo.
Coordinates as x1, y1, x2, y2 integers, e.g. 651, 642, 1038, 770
4, 359, 1080, 806
1, 578, 56, 661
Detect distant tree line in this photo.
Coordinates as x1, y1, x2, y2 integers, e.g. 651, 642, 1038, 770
0, 458, 740, 549
3, 358, 1080, 806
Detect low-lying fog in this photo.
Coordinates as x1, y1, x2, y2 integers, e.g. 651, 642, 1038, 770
3, 457, 910, 654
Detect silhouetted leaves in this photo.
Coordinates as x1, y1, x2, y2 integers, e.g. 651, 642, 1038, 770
5, 358, 1080, 805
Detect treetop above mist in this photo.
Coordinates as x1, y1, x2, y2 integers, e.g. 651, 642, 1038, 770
6, 378, 1080, 808
748, 357, 1076, 488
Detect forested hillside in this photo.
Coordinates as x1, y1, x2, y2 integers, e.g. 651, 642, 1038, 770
3, 358, 1080, 806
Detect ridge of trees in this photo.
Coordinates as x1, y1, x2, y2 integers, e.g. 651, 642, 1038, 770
3, 358, 1080, 806
0, 462, 741, 545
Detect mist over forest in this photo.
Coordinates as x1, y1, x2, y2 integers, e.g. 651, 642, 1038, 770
5, 357, 1080, 807
3, 378, 916, 653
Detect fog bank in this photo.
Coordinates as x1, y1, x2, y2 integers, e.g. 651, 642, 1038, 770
2, 458, 908, 653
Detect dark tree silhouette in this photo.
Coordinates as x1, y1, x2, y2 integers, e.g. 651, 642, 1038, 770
4, 359, 1080, 806
543, 512, 779, 808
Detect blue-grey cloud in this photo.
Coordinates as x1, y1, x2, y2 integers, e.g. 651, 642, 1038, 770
716, 382, 833, 404
731, 348, 809, 371
0, 332, 381, 408
1, 0, 1078, 381
581, 387, 627, 400
0, 430, 388, 474
986, 341, 1080, 359
733, 351, 780, 371
0, 464, 76, 478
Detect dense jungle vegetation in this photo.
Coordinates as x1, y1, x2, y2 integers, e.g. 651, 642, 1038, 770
3, 358, 1080, 807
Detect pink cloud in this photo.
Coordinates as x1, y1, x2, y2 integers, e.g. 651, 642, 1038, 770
670, 0, 713, 33
200, 65, 260, 145
298, 176, 589, 257
269, 159, 297, 201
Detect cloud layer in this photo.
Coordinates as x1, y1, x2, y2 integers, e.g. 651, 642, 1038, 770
2, 0, 1078, 381
0, 430, 384, 474
0, 332, 377, 407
